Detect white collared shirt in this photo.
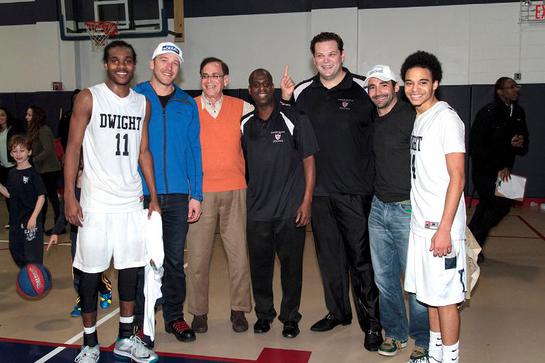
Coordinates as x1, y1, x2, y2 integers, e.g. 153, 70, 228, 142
200, 93, 254, 119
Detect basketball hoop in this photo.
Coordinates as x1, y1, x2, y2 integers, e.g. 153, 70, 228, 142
85, 21, 118, 50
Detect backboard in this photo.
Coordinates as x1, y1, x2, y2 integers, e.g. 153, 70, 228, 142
58, 0, 169, 40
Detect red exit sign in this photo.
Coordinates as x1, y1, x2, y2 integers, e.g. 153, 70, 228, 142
520, 1, 545, 23
535, 4, 545, 20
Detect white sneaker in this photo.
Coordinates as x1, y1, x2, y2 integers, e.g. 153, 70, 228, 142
114, 335, 158, 363
74, 345, 100, 363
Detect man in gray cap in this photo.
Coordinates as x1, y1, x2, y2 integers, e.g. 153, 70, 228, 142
134, 41, 203, 345
364, 64, 429, 362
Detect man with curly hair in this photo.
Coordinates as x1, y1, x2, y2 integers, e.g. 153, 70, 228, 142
401, 51, 466, 363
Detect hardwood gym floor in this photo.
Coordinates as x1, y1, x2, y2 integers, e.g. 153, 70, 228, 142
0, 202, 544, 362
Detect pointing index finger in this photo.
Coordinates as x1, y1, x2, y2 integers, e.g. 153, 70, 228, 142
283, 64, 289, 77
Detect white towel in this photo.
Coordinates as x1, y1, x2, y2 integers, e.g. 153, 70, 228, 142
142, 209, 164, 341
465, 226, 481, 299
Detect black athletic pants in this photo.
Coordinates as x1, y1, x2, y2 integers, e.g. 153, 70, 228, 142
468, 172, 512, 248
247, 218, 305, 323
40, 171, 61, 229
311, 193, 381, 332
9, 220, 44, 268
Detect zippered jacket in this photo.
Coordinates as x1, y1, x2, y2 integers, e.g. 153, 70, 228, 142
134, 81, 203, 201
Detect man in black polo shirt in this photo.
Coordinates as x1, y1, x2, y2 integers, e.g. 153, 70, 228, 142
364, 65, 429, 362
281, 32, 382, 351
242, 68, 317, 339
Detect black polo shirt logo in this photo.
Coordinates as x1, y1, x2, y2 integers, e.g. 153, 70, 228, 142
338, 98, 353, 110
23, 176, 29, 184
272, 130, 285, 143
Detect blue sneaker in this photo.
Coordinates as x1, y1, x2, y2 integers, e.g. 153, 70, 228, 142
70, 305, 81, 317
99, 291, 112, 309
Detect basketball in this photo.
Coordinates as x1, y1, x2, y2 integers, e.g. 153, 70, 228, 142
16, 264, 52, 299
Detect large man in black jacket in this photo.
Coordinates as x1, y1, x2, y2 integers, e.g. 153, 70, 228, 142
468, 77, 529, 258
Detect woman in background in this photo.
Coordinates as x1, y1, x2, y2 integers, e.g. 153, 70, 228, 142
0, 106, 25, 225
58, 89, 81, 151
25, 105, 61, 231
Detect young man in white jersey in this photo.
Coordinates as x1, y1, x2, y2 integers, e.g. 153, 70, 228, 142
64, 40, 160, 363
401, 51, 466, 363
364, 65, 429, 362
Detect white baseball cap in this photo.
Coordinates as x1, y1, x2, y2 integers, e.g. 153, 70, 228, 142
363, 65, 396, 88
152, 42, 184, 63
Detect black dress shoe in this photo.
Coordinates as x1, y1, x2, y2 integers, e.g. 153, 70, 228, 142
310, 313, 350, 332
253, 318, 271, 333
364, 329, 383, 352
165, 319, 196, 342
282, 321, 299, 338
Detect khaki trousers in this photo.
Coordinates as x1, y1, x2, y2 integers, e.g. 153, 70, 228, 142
186, 189, 252, 315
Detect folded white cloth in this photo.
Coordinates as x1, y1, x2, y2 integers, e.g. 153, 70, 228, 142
465, 226, 481, 299
142, 209, 164, 341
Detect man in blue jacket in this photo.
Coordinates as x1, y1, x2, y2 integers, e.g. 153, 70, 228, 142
134, 42, 203, 344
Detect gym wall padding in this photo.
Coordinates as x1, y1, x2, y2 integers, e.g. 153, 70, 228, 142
1, 1, 543, 196
2, 84, 543, 197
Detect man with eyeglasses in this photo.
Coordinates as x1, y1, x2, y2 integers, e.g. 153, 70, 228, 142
186, 57, 254, 334
469, 77, 529, 261
133, 42, 203, 345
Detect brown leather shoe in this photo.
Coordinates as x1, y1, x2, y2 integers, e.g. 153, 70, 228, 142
230, 310, 249, 333
191, 314, 208, 334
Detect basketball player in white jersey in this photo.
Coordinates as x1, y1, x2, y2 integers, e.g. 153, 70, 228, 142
401, 51, 466, 363
64, 40, 160, 363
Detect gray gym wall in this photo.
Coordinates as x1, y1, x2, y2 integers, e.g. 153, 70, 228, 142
1, 0, 544, 197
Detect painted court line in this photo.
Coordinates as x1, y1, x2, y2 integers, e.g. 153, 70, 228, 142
489, 235, 539, 239
0, 240, 71, 246
516, 215, 545, 241
34, 307, 120, 363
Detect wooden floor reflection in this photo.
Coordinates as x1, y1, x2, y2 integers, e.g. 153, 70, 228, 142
1, 203, 544, 362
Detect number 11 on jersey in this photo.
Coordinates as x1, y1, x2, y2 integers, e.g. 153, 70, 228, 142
115, 133, 129, 156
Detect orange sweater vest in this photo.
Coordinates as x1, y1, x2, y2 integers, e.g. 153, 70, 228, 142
195, 95, 247, 192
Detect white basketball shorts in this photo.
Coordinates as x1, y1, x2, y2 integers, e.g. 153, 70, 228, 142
73, 209, 146, 273
404, 231, 466, 306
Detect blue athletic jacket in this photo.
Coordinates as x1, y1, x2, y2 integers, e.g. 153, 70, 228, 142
134, 81, 203, 201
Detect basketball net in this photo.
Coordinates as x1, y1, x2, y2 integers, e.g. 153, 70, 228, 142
85, 21, 118, 51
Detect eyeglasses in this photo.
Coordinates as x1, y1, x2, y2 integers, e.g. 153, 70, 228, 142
501, 84, 521, 90
201, 73, 224, 80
